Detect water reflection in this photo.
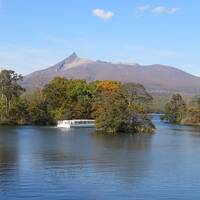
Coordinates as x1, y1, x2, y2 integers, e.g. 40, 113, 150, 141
0, 128, 19, 176
0, 128, 19, 198
0, 146, 17, 176
171, 126, 200, 134
0, 121, 200, 199
93, 132, 153, 150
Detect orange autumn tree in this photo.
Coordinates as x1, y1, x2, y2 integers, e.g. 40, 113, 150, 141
95, 80, 120, 93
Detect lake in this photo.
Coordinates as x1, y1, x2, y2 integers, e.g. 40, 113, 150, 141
0, 115, 200, 200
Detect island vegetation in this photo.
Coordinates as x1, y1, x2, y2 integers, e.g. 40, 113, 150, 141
0, 69, 155, 134
161, 93, 200, 125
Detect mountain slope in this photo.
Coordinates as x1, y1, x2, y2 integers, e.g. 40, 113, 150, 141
22, 53, 200, 94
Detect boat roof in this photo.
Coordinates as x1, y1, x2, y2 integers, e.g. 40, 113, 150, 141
58, 119, 94, 122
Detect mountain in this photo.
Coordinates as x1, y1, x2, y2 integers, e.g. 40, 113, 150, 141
22, 52, 200, 94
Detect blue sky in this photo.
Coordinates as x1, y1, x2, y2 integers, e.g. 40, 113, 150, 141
0, 0, 199, 76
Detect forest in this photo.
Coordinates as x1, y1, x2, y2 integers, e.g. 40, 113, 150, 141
0, 70, 155, 133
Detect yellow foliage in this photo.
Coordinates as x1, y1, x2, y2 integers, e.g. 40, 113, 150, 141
96, 80, 120, 93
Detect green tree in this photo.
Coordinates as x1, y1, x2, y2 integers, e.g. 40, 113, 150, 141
9, 98, 29, 124
0, 70, 25, 122
28, 92, 54, 125
0, 98, 6, 123
69, 80, 95, 119
162, 94, 187, 124
43, 78, 96, 120
43, 77, 71, 120
93, 90, 129, 133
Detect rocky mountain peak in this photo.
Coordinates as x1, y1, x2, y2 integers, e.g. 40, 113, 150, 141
64, 52, 79, 63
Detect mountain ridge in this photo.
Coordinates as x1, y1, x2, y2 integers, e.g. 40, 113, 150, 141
22, 53, 200, 94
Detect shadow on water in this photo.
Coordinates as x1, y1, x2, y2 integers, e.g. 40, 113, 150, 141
88, 132, 154, 185
93, 132, 153, 150
0, 127, 20, 196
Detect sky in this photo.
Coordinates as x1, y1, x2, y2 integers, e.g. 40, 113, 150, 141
0, 0, 200, 76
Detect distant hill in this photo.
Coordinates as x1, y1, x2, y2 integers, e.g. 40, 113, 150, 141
22, 52, 200, 94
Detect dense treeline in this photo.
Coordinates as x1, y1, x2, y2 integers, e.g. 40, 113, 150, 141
161, 93, 200, 125
0, 70, 155, 133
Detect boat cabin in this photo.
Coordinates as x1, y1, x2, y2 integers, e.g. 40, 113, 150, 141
57, 119, 95, 128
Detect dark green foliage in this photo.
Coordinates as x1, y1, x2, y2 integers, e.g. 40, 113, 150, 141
28, 98, 54, 125
9, 98, 29, 124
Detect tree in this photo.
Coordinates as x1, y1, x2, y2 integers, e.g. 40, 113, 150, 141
93, 90, 129, 133
95, 80, 120, 93
68, 80, 95, 119
93, 82, 155, 133
121, 83, 154, 133
0, 98, 6, 123
43, 77, 71, 120
187, 95, 200, 124
162, 94, 187, 124
0, 70, 25, 121
121, 83, 153, 119
9, 98, 29, 124
192, 95, 200, 110
28, 92, 54, 125
121, 83, 153, 105
43, 78, 96, 120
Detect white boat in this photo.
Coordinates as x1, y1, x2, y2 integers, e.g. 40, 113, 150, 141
57, 119, 95, 128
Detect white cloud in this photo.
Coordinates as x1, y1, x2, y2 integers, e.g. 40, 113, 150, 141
153, 6, 180, 14
136, 5, 180, 15
136, 5, 151, 11
92, 8, 114, 20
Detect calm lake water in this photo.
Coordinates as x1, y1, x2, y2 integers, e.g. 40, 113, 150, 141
0, 115, 200, 200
